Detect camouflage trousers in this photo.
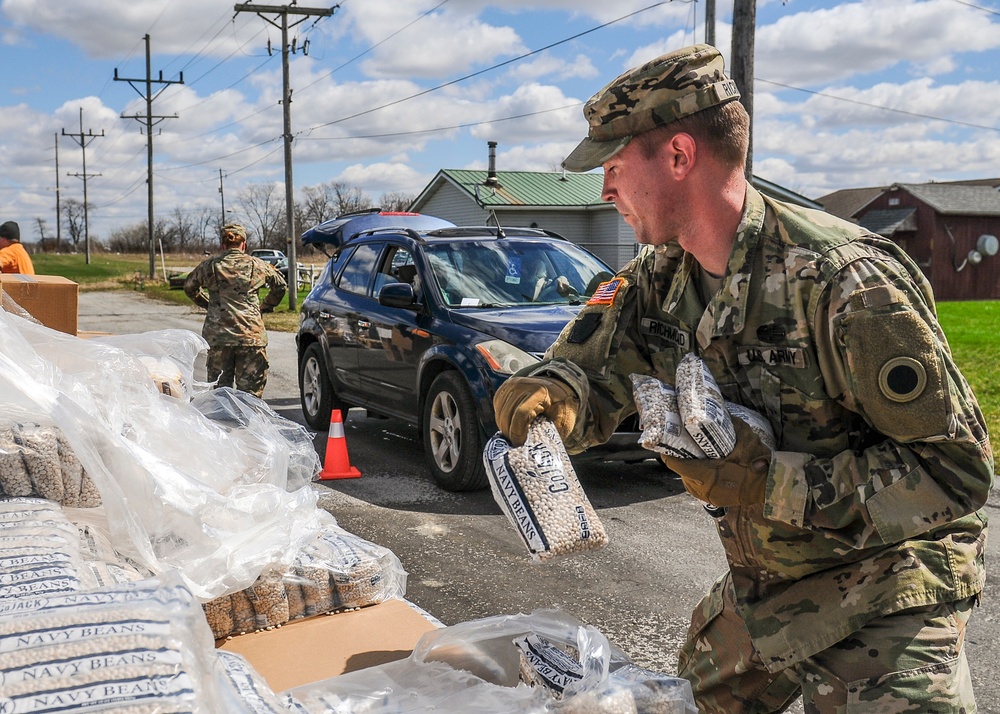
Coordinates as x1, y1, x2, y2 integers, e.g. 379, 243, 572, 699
678, 573, 977, 713
206, 345, 268, 398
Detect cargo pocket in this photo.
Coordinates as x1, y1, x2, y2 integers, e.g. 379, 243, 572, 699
842, 601, 974, 713
678, 573, 780, 707
677, 573, 733, 679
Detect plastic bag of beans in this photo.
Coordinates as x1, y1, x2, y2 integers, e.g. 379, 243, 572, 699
484, 418, 607, 562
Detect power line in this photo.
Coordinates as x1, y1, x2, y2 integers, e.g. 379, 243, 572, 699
757, 78, 1000, 132
296, 0, 450, 96
298, 101, 583, 141
306, 1, 677, 132
949, 0, 1000, 16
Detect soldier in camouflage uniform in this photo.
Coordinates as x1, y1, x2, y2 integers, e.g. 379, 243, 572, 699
493, 45, 993, 713
184, 223, 286, 398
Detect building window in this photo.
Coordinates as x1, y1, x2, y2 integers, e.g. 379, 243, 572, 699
888, 197, 900, 206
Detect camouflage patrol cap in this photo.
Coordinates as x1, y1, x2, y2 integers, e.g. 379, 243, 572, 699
221, 223, 247, 245
562, 44, 741, 173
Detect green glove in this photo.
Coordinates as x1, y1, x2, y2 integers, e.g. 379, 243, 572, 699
661, 419, 772, 507
493, 375, 579, 447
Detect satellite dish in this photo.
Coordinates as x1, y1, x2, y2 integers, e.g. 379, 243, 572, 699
967, 250, 983, 266
976, 234, 998, 257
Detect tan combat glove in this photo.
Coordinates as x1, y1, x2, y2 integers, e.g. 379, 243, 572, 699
661, 418, 772, 507
493, 376, 580, 447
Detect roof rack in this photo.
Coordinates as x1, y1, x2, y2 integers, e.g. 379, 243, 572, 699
353, 226, 426, 243
427, 226, 551, 239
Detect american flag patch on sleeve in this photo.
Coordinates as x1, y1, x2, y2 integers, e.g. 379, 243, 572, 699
586, 278, 623, 305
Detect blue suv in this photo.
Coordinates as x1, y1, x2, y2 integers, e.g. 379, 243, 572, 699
297, 209, 622, 491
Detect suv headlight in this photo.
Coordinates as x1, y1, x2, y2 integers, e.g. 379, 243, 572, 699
476, 339, 540, 375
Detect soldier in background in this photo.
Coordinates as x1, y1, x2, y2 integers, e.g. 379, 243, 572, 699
184, 223, 286, 398
493, 46, 993, 712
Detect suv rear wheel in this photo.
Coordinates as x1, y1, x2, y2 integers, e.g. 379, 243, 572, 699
299, 343, 343, 430
423, 371, 487, 491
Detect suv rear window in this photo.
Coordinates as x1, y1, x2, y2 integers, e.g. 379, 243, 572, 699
337, 243, 381, 295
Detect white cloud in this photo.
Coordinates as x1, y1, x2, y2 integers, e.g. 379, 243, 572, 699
2, 0, 999, 241
334, 161, 430, 198
755, 0, 1000, 86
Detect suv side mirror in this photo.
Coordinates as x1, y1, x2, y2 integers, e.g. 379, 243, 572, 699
379, 282, 417, 309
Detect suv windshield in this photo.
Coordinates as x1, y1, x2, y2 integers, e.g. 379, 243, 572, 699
424, 239, 613, 308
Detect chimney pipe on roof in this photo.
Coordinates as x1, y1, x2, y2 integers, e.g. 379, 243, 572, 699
485, 141, 499, 187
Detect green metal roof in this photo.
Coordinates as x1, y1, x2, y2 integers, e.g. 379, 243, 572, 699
436, 168, 823, 210
441, 169, 607, 207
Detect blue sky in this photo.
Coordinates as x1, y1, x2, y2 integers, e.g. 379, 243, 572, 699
1, 0, 999, 244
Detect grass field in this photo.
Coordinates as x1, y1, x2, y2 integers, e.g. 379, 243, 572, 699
32, 252, 315, 333
27, 253, 1000, 438
935, 300, 999, 441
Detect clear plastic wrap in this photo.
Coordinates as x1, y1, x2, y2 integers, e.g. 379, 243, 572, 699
0, 420, 103, 506
287, 609, 696, 714
94, 329, 210, 400
0, 308, 324, 600
203, 513, 408, 639
0, 572, 230, 712
191, 388, 321, 492
484, 418, 607, 562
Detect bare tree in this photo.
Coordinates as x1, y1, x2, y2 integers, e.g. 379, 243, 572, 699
161, 207, 199, 253
297, 183, 337, 229
238, 182, 285, 251
334, 182, 372, 215
379, 191, 416, 212
34, 218, 48, 244
107, 222, 149, 253
62, 198, 88, 250
295, 180, 374, 232
195, 208, 222, 254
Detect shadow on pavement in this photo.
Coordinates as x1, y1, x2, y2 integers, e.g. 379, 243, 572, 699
303, 410, 683, 517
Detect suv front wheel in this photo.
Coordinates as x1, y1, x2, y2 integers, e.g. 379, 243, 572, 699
423, 371, 487, 492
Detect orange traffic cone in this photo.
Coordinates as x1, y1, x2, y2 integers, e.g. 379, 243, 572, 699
318, 409, 361, 480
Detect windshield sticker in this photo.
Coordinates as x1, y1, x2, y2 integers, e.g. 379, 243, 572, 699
505, 256, 523, 285
461, 297, 481, 307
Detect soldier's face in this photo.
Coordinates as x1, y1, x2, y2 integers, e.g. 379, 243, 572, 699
601, 137, 682, 247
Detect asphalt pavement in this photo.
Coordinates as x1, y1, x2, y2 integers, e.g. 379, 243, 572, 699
76, 289, 1000, 711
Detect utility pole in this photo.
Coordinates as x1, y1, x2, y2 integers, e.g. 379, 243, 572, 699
53, 133, 62, 251
234, 2, 339, 311
62, 108, 104, 265
731, 0, 756, 180
115, 34, 184, 279
219, 168, 227, 225
705, 0, 716, 46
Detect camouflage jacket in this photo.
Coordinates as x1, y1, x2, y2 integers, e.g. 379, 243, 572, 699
184, 250, 286, 347
528, 185, 993, 672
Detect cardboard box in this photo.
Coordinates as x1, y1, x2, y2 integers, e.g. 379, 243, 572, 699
217, 599, 441, 692
0, 274, 79, 335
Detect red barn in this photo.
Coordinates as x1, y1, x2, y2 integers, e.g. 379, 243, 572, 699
848, 182, 1000, 301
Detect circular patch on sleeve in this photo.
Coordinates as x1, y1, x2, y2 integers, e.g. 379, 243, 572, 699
877, 357, 927, 403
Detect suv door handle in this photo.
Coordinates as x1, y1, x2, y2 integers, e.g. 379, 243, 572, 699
357, 319, 372, 329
